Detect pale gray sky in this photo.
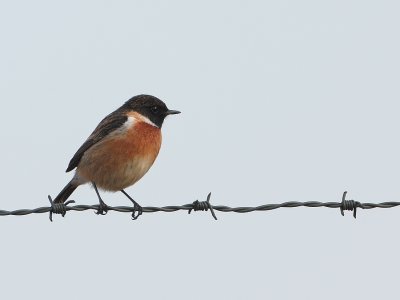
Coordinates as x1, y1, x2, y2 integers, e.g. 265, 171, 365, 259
1, 1, 399, 299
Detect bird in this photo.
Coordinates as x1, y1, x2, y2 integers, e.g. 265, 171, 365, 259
52, 94, 180, 219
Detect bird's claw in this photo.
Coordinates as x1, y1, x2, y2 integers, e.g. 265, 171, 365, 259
95, 200, 109, 215
131, 203, 143, 220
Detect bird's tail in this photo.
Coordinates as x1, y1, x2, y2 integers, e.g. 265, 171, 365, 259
53, 180, 78, 203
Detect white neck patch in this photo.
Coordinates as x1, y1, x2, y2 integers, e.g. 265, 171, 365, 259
138, 115, 158, 128
124, 116, 136, 129
126, 112, 159, 129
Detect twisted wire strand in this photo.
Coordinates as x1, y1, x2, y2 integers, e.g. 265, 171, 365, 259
0, 191, 399, 221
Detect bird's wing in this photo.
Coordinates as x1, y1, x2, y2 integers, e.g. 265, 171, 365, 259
66, 111, 128, 172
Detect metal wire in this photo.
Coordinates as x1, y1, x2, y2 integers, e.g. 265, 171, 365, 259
0, 191, 399, 221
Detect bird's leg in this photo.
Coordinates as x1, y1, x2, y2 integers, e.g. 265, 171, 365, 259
121, 189, 143, 220
93, 182, 108, 215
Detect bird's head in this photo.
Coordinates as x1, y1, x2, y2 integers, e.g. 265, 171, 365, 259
123, 94, 180, 128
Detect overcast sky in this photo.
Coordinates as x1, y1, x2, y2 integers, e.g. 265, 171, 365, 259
1, 1, 399, 299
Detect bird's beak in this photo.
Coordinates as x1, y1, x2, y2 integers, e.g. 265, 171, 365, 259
165, 109, 181, 115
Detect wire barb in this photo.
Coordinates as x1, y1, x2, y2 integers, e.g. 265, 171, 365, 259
48, 195, 76, 222
340, 191, 361, 219
188, 192, 217, 220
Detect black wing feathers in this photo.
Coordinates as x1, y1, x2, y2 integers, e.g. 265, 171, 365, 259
66, 111, 128, 172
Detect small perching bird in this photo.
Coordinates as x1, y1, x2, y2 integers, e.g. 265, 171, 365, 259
52, 94, 180, 219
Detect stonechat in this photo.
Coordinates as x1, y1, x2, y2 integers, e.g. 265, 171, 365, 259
53, 94, 180, 219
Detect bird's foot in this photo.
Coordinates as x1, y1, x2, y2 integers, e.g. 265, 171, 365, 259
96, 199, 109, 215
120, 189, 143, 220
131, 202, 143, 220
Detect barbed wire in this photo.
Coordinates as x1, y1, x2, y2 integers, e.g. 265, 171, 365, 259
0, 191, 399, 222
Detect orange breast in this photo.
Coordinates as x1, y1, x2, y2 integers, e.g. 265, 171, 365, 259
77, 116, 162, 191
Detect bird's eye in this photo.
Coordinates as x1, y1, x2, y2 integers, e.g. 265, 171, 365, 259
150, 106, 159, 114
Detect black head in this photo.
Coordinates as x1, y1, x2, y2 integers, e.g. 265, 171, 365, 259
122, 94, 180, 128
